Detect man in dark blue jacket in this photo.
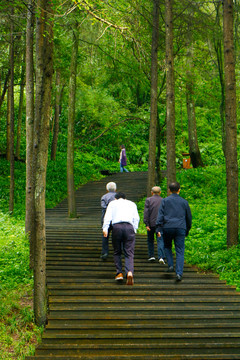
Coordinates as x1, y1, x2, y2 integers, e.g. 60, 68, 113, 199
156, 182, 192, 281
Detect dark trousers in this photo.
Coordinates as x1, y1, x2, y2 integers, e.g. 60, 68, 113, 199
101, 225, 112, 255
163, 228, 186, 276
112, 222, 135, 275
147, 227, 165, 259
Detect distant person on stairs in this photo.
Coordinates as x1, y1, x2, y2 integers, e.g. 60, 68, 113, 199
119, 145, 129, 173
144, 186, 165, 264
100, 182, 117, 261
156, 182, 192, 282
102, 192, 139, 285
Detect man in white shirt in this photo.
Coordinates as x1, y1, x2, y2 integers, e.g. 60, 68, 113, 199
103, 192, 140, 285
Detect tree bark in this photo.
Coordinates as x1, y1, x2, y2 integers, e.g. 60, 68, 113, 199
51, 69, 61, 160
6, 82, 11, 161
34, 0, 54, 326
0, 69, 10, 111
223, 0, 239, 247
186, 41, 204, 168
25, 0, 35, 270
147, 0, 160, 196
165, 0, 176, 188
9, 7, 15, 213
16, 52, 25, 160
156, 112, 162, 185
67, 26, 79, 218
214, 2, 226, 157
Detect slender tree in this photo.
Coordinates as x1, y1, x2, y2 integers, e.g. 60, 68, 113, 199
6, 81, 11, 161
0, 69, 10, 111
16, 52, 25, 159
51, 69, 61, 160
67, 25, 79, 218
165, 0, 176, 187
147, 0, 160, 196
186, 38, 204, 168
9, 7, 15, 213
34, 0, 54, 325
223, 0, 239, 247
25, 0, 35, 269
214, 2, 226, 156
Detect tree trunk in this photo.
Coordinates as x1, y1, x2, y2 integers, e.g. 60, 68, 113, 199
0, 69, 10, 111
34, 0, 54, 326
16, 52, 25, 160
147, 0, 160, 196
25, 0, 35, 270
165, 0, 176, 188
9, 7, 15, 213
67, 26, 79, 218
223, 0, 239, 247
186, 42, 204, 168
6, 82, 11, 161
214, 2, 226, 156
51, 69, 61, 160
156, 112, 161, 185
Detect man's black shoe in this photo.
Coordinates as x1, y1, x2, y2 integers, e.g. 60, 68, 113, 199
176, 274, 182, 282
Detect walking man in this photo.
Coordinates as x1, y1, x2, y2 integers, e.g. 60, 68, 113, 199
103, 192, 139, 285
144, 186, 165, 263
156, 182, 192, 282
100, 182, 117, 260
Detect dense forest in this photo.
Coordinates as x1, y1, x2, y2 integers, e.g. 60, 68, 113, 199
0, 0, 240, 358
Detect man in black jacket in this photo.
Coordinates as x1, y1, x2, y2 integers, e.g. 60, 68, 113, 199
144, 186, 165, 263
156, 182, 192, 282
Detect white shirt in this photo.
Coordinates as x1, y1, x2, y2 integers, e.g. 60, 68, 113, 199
102, 198, 140, 233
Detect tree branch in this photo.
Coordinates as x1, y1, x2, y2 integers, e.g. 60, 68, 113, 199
78, 117, 147, 148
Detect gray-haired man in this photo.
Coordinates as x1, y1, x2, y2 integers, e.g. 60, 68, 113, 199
100, 182, 117, 260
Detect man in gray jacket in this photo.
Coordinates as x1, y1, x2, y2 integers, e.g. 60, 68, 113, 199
144, 186, 165, 263
156, 182, 192, 282
100, 182, 117, 260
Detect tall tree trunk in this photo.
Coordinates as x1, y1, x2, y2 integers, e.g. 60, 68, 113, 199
34, 0, 54, 326
186, 42, 204, 168
214, 2, 226, 156
147, 0, 160, 196
156, 112, 161, 185
16, 52, 26, 160
9, 7, 15, 213
51, 69, 61, 160
165, 0, 176, 187
0, 69, 10, 111
25, 0, 35, 269
6, 82, 11, 161
67, 26, 79, 218
223, 0, 239, 247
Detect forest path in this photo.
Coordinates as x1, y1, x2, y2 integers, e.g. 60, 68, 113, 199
27, 171, 240, 359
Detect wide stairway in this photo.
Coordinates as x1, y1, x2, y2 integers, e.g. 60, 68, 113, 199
27, 172, 240, 359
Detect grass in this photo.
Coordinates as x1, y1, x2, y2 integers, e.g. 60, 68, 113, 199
0, 285, 43, 360
0, 211, 43, 359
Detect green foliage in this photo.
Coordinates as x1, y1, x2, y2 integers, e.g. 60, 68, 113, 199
0, 285, 42, 360
0, 212, 42, 359
0, 212, 32, 288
